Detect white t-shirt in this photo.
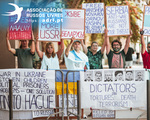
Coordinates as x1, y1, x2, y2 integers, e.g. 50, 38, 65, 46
41, 53, 60, 70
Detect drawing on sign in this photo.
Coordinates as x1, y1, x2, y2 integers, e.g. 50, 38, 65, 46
82, 3, 105, 33
104, 70, 113, 82
114, 70, 124, 81
135, 70, 144, 81
38, 12, 61, 41
125, 71, 134, 81
94, 71, 102, 82
9, 10, 32, 40
61, 9, 85, 39
143, 6, 150, 36
106, 5, 130, 36
84, 71, 93, 82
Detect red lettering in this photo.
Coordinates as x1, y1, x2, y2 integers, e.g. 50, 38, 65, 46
65, 11, 81, 17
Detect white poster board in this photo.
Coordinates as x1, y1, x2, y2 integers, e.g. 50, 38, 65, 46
61, 9, 85, 39
82, 3, 105, 33
143, 5, 150, 36
0, 69, 55, 111
81, 69, 147, 110
38, 12, 61, 41
106, 5, 130, 36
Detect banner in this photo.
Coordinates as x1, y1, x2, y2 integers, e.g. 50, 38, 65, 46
143, 5, 150, 36
82, 3, 105, 33
81, 69, 147, 110
0, 69, 55, 110
38, 12, 61, 41
61, 9, 85, 39
9, 10, 32, 40
106, 5, 130, 36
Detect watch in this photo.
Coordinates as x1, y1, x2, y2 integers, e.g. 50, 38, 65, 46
140, 30, 144, 35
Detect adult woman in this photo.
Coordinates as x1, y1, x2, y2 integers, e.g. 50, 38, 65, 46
36, 37, 64, 70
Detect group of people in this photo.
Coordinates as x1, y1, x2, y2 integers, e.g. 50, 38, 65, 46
6, 29, 150, 70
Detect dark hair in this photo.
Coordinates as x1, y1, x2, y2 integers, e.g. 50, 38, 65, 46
126, 71, 133, 73
95, 71, 102, 76
115, 71, 123, 76
147, 42, 150, 45
45, 42, 56, 58
111, 39, 122, 48
91, 41, 98, 46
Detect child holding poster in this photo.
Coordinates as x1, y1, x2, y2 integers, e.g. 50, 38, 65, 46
36, 37, 64, 70
6, 30, 35, 68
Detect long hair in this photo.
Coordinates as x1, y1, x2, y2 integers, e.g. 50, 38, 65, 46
45, 42, 56, 58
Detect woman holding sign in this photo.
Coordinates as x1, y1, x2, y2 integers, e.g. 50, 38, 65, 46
36, 37, 64, 70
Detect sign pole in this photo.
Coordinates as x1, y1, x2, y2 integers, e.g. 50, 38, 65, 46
9, 79, 13, 120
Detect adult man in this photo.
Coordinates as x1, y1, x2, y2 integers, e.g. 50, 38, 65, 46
105, 29, 131, 68
84, 71, 93, 81
104, 71, 113, 82
140, 29, 150, 69
65, 37, 89, 70
115, 71, 124, 81
125, 47, 134, 68
6, 30, 35, 68
95, 71, 102, 82
125, 71, 134, 81
135, 71, 143, 81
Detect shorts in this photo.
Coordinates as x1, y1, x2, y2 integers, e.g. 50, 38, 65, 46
125, 61, 133, 67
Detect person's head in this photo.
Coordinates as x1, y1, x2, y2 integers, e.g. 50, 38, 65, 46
126, 71, 133, 80
136, 72, 142, 80
73, 40, 81, 52
111, 40, 122, 53
147, 42, 150, 53
45, 42, 56, 58
91, 42, 98, 52
20, 40, 29, 48
115, 71, 123, 81
86, 72, 92, 79
95, 71, 102, 80
105, 72, 112, 80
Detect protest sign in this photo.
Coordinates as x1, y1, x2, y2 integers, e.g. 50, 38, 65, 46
81, 69, 147, 110
0, 69, 55, 110
9, 10, 32, 40
61, 9, 85, 39
143, 5, 150, 36
82, 3, 105, 33
92, 109, 115, 119
106, 5, 130, 36
32, 110, 55, 118
38, 12, 61, 41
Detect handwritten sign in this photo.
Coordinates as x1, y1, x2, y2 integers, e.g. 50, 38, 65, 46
9, 10, 32, 40
0, 69, 55, 110
143, 6, 150, 36
81, 69, 146, 110
38, 12, 61, 41
82, 3, 105, 33
61, 9, 85, 39
106, 5, 130, 36
92, 109, 115, 119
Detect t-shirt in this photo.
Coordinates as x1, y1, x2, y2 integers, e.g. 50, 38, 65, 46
40, 53, 60, 70
87, 50, 103, 69
107, 50, 126, 68
14, 48, 34, 68
142, 50, 150, 69
125, 47, 134, 61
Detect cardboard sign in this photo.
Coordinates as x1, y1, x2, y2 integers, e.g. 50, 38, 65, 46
9, 10, 32, 40
38, 12, 61, 41
0, 69, 55, 110
92, 109, 115, 119
143, 5, 150, 36
106, 5, 130, 36
82, 3, 105, 33
61, 9, 85, 39
81, 69, 147, 110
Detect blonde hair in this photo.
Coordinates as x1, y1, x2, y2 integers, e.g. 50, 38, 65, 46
45, 42, 56, 58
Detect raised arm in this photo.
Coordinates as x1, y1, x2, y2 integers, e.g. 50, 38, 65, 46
105, 28, 110, 54
80, 39, 88, 54
30, 31, 35, 55
6, 29, 16, 54
57, 39, 64, 59
36, 35, 43, 59
124, 32, 131, 55
140, 29, 146, 54
65, 37, 75, 57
